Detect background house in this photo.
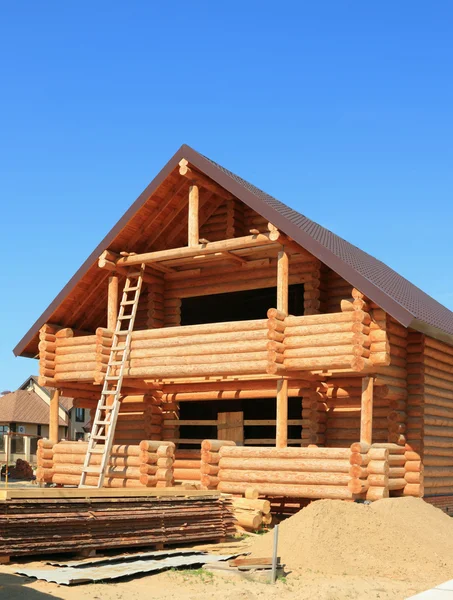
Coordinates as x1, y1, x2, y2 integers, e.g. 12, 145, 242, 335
0, 376, 90, 464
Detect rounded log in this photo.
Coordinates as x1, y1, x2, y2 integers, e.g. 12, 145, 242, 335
219, 469, 350, 486
202, 440, 236, 451
219, 446, 351, 459
365, 486, 389, 501
231, 498, 271, 513
348, 479, 369, 494
218, 457, 351, 473
218, 481, 353, 499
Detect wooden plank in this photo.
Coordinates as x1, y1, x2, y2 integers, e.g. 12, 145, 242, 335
217, 411, 244, 444
0, 488, 222, 501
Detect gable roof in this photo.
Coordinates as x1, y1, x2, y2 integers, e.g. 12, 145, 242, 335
13, 144, 453, 357
0, 390, 67, 426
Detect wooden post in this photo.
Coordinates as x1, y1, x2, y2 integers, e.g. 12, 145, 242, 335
360, 377, 374, 444
277, 250, 288, 313
107, 275, 119, 331
188, 185, 199, 247
276, 249, 288, 448
49, 388, 60, 444
276, 379, 288, 448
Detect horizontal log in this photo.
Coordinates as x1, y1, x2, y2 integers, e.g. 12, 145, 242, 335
218, 457, 350, 473
219, 446, 350, 459
218, 481, 353, 499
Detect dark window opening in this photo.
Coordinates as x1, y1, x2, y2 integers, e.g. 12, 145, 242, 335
179, 397, 302, 448
75, 408, 85, 422
181, 284, 304, 326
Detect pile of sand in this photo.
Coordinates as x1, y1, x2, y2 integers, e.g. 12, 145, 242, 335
249, 497, 453, 580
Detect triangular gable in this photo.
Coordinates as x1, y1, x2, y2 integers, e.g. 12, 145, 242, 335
14, 144, 453, 357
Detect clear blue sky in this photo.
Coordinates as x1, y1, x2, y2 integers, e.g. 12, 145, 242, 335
1, 2, 452, 390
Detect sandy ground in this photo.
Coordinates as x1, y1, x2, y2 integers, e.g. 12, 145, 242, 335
0, 564, 430, 600
0, 537, 443, 600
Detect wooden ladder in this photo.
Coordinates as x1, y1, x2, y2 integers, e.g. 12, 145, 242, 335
79, 264, 146, 489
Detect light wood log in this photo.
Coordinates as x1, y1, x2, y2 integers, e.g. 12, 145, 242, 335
188, 185, 199, 247
218, 481, 353, 499
107, 275, 119, 331
219, 446, 350, 459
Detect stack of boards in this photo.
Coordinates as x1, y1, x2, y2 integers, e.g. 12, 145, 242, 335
0, 489, 235, 559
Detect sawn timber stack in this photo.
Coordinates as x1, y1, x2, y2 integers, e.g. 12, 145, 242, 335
0, 489, 235, 558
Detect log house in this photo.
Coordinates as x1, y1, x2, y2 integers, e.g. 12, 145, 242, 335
13, 144, 453, 511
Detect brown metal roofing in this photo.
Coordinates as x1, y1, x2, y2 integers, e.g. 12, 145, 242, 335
13, 144, 453, 357
0, 390, 67, 426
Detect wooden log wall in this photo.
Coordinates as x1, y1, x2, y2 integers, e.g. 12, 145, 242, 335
419, 336, 453, 498
283, 308, 375, 372
303, 380, 390, 448
216, 445, 354, 499
36, 439, 175, 488
375, 314, 408, 446
348, 442, 394, 500
325, 269, 354, 313
117, 318, 283, 379
199, 200, 246, 241
38, 323, 62, 387
173, 448, 201, 485
163, 252, 320, 300
72, 393, 165, 445
404, 330, 424, 497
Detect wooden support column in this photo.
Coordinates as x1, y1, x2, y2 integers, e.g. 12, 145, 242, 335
276, 379, 288, 448
188, 185, 199, 247
276, 249, 289, 448
277, 250, 289, 313
49, 388, 60, 444
107, 275, 119, 331
360, 376, 374, 444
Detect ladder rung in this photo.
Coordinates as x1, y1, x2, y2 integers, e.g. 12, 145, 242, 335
127, 271, 142, 277
95, 420, 110, 425
124, 286, 139, 292
82, 466, 102, 474
92, 435, 107, 440
88, 448, 106, 454
118, 315, 133, 320
105, 376, 120, 381
111, 346, 125, 352
121, 300, 135, 306
109, 361, 124, 366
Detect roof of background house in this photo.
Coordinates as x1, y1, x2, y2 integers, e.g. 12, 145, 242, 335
18, 375, 74, 413
0, 390, 67, 426
13, 144, 453, 355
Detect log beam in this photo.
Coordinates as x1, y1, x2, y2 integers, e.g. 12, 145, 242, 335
188, 185, 199, 247
49, 388, 60, 444
107, 275, 119, 331
360, 376, 374, 444
276, 379, 288, 449
277, 250, 289, 314
113, 233, 281, 268
179, 159, 234, 200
